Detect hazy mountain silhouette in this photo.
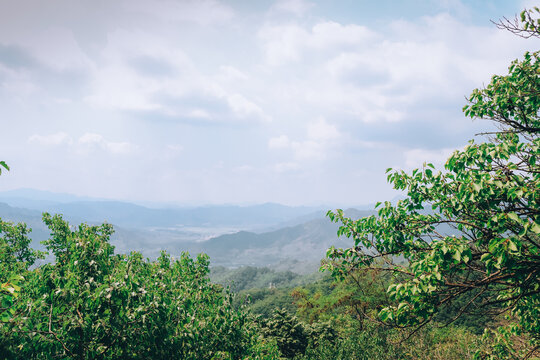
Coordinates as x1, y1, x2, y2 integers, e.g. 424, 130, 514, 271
0, 189, 376, 268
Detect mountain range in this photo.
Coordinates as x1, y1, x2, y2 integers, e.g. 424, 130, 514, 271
0, 188, 376, 269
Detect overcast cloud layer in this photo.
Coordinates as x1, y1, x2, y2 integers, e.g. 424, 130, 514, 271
0, 0, 535, 206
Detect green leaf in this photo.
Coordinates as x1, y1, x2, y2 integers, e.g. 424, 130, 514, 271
508, 212, 519, 222
0, 161, 9, 174
530, 222, 540, 234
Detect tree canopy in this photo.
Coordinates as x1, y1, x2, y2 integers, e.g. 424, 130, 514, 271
0, 214, 278, 359
326, 8, 540, 359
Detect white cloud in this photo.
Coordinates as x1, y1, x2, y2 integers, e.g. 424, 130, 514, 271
258, 24, 308, 66
269, 118, 342, 160
290, 139, 325, 160
188, 109, 212, 119
271, 0, 314, 16
161, 144, 183, 160
28, 132, 73, 146
82, 28, 272, 123
27, 132, 136, 156
1, 79, 38, 98
217, 65, 249, 81
307, 117, 340, 141
257, 12, 528, 127
30, 27, 93, 72
84, 29, 194, 111
78, 133, 137, 155
166, 144, 183, 152
310, 22, 376, 49
85, 65, 164, 111
258, 21, 376, 66
233, 164, 255, 172
78, 133, 105, 145
106, 142, 136, 155
273, 162, 299, 173
268, 135, 291, 149
125, 0, 235, 26
438, 0, 471, 18
225, 93, 270, 121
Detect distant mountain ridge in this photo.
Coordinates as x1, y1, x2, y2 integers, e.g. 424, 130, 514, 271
183, 208, 375, 267
0, 188, 103, 203
0, 188, 323, 229
0, 189, 377, 269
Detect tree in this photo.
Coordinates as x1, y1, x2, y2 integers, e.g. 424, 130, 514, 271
291, 269, 391, 328
1, 214, 278, 359
260, 309, 308, 359
0, 220, 43, 322
0, 161, 40, 323
325, 9, 539, 358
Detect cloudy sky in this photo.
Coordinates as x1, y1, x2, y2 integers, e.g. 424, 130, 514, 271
0, 0, 535, 206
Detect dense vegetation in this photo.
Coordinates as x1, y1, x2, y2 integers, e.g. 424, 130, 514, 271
0, 214, 281, 359
1, 8, 539, 360
327, 8, 540, 359
225, 266, 499, 359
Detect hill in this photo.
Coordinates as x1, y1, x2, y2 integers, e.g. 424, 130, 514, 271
0, 192, 374, 268
184, 209, 374, 267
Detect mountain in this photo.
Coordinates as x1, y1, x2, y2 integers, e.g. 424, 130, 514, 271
0, 188, 102, 208
182, 209, 375, 267
0, 189, 377, 269
0, 189, 323, 230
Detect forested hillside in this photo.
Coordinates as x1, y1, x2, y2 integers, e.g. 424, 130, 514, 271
0, 201, 368, 267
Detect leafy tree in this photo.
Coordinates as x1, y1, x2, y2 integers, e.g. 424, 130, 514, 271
291, 269, 390, 328
325, 9, 539, 358
259, 309, 308, 359
0, 161, 42, 323
0, 220, 44, 322
0, 214, 278, 359
211, 266, 303, 293
241, 287, 297, 318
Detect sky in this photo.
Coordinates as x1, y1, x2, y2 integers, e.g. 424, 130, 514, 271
0, 0, 536, 206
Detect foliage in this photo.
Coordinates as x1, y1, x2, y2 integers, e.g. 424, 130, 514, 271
495, 7, 540, 39
259, 309, 308, 359
302, 320, 338, 349
211, 265, 324, 319
0, 161, 8, 175
0, 275, 22, 323
240, 287, 297, 318
291, 269, 390, 327
294, 324, 396, 360
210, 266, 314, 293
0, 214, 278, 359
0, 220, 43, 276
0, 161, 36, 324
238, 265, 489, 358
325, 9, 540, 358
295, 321, 483, 360
0, 219, 44, 323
